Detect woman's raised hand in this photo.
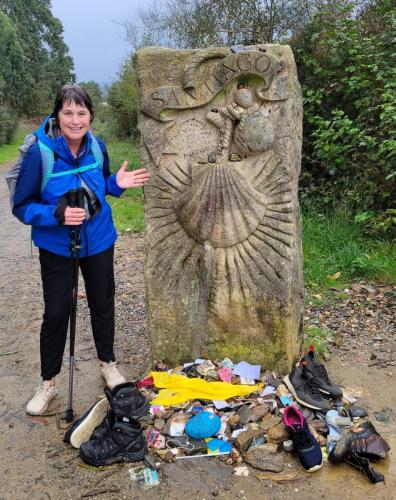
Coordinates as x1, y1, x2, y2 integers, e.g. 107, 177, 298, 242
116, 161, 150, 189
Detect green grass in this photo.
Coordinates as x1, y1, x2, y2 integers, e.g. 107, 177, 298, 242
303, 207, 395, 290
106, 139, 145, 232
0, 125, 32, 164
302, 326, 332, 358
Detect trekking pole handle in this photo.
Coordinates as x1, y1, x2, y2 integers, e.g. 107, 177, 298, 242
68, 189, 78, 208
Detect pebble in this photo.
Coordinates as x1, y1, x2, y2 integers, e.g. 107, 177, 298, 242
237, 405, 251, 425
244, 443, 284, 472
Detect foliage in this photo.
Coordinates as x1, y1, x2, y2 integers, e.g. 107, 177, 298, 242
295, 0, 396, 212
302, 204, 396, 290
0, 105, 18, 146
106, 58, 139, 140
0, 0, 74, 116
0, 11, 27, 110
78, 81, 103, 109
105, 139, 144, 233
0, 122, 33, 163
302, 326, 331, 358
124, 0, 364, 49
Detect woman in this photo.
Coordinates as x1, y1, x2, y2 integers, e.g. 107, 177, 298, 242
13, 84, 150, 416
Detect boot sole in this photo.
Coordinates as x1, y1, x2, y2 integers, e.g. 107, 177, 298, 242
80, 446, 148, 467
283, 375, 328, 411
70, 398, 108, 449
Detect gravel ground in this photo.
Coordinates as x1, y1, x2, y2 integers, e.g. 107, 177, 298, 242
0, 161, 395, 499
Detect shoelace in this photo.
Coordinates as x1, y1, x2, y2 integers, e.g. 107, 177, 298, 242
316, 362, 331, 383
299, 377, 323, 400
292, 426, 312, 448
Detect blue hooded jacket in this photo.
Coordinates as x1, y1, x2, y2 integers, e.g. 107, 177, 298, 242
13, 116, 125, 257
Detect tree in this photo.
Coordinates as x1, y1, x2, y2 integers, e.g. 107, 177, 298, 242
0, 0, 75, 115
78, 81, 104, 109
107, 58, 139, 140
123, 0, 369, 49
0, 11, 28, 107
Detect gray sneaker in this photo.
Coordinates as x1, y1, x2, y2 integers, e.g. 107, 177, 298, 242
284, 366, 330, 411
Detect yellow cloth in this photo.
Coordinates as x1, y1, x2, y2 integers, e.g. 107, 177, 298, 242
149, 371, 263, 406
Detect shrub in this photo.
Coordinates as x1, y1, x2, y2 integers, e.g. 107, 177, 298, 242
0, 105, 18, 145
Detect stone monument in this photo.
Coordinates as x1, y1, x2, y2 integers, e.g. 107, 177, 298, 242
135, 45, 303, 372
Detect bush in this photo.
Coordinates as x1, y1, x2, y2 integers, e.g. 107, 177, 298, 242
0, 105, 18, 145
294, 1, 396, 212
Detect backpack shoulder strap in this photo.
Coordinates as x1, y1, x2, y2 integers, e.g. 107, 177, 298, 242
89, 133, 104, 167
38, 140, 55, 193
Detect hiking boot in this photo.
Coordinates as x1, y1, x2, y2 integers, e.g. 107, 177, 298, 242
79, 420, 148, 466
26, 382, 58, 416
344, 452, 385, 484
64, 398, 108, 448
283, 405, 323, 472
284, 365, 330, 411
99, 361, 126, 389
105, 382, 149, 420
329, 421, 390, 464
90, 409, 115, 441
300, 347, 343, 398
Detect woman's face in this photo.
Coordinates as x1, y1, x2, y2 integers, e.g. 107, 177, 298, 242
58, 100, 90, 145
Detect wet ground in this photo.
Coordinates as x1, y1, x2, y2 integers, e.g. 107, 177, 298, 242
0, 161, 395, 499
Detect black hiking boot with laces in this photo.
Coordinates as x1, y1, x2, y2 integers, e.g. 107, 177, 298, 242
105, 382, 149, 420
284, 365, 330, 411
300, 346, 343, 398
80, 419, 148, 466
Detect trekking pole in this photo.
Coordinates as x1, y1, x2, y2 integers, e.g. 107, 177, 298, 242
65, 188, 85, 422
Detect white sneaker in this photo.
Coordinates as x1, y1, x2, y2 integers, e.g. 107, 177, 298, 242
26, 382, 58, 415
99, 361, 126, 389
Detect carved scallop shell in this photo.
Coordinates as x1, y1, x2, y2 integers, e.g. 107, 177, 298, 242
173, 163, 267, 247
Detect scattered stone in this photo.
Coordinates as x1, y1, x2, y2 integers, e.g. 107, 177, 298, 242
237, 405, 251, 425
244, 443, 284, 472
267, 423, 289, 444
154, 418, 166, 431
250, 404, 269, 422
259, 414, 282, 432
235, 429, 264, 453
283, 440, 294, 452
228, 415, 240, 427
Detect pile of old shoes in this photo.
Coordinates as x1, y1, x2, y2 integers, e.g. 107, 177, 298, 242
328, 421, 390, 483
64, 382, 149, 466
283, 346, 343, 410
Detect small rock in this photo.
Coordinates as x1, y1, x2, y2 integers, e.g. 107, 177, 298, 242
250, 404, 269, 422
283, 439, 294, 452
370, 352, 377, 360
373, 336, 384, 342
267, 423, 289, 444
259, 413, 282, 432
244, 443, 284, 472
228, 414, 240, 427
235, 429, 264, 453
234, 466, 249, 477
154, 418, 166, 431
237, 405, 251, 425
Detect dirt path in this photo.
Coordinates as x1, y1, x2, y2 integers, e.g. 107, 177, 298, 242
0, 161, 395, 499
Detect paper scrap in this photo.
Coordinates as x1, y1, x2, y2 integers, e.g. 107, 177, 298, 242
213, 400, 230, 410
233, 361, 261, 380
261, 386, 276, 396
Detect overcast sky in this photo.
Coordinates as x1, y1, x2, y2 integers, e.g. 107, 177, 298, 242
51, 0, 144, 85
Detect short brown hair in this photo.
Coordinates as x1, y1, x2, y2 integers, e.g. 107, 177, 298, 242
52, 84, 95, 123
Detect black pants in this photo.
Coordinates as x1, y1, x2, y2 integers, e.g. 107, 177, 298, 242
39, 245, 116, 380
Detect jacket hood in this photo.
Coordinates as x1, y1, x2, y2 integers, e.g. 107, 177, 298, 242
34, 115, 93, 162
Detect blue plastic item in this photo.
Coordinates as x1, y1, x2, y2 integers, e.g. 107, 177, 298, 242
185, 411, 221, 439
